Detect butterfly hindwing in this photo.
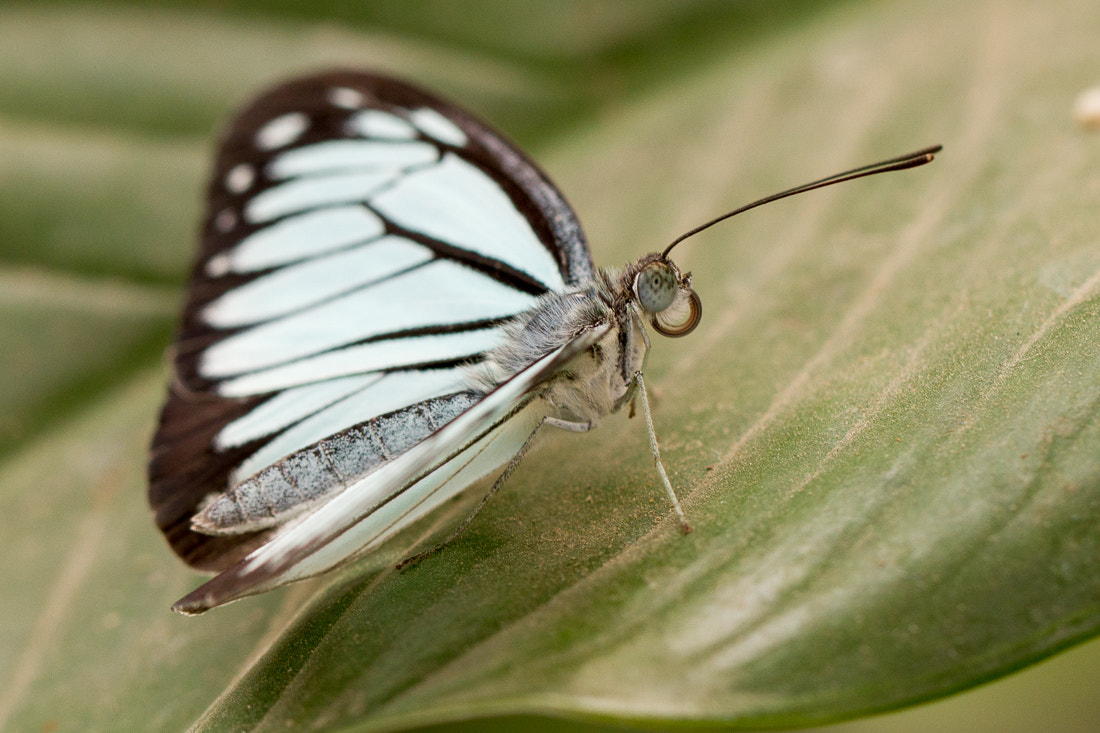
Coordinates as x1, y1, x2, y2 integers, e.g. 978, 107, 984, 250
171, 327, 608, 615
149, 70, 594, 574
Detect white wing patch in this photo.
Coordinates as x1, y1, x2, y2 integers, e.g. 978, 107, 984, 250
327, 86, 366, 110
202, 235, 433, 328
216, 374, 381, 449
268, 139, 438, 179
207, 206, 385, 275
255, 112, 309, 150
232, 367, 467, 481
409, 107, 468, 146
245, 170, 400, 223
372, 154, 563, 289
218, 327, 506, 397
346, 109, 418, 140
200, 259, 536, 378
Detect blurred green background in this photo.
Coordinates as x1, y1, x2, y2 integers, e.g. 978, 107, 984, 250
2, 1, 1100, 731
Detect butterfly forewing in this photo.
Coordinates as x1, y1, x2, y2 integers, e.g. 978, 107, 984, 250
149, 70, 594, 574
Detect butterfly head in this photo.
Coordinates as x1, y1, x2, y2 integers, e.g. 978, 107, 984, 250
631, 254, 701, 338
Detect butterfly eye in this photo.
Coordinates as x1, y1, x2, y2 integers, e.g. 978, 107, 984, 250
634, 261, 701, 338
635, 261, 678, 313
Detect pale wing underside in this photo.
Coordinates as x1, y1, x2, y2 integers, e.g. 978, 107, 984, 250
148, 71, 594, 572
173, 326, 607, 614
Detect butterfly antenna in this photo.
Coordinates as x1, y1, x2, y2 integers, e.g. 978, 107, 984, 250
663, 144, 941, 258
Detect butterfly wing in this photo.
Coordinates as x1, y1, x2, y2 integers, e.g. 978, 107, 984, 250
171, 327, 608, 615
148, 70, 594, 574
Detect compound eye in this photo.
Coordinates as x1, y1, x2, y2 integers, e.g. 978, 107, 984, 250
635, 261, 678, 313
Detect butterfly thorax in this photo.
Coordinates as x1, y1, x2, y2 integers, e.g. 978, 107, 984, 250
466, 260, 662, 427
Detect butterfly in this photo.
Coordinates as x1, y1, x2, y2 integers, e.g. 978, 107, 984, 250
148, 69, 939, 614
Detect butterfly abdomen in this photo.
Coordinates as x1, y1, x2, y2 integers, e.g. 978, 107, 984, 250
193, 391, 479, 535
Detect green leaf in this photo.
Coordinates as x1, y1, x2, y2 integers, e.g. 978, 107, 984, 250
2, 0, 1100, 731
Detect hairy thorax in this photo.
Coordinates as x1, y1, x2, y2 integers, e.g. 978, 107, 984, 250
464, 268, 650, 427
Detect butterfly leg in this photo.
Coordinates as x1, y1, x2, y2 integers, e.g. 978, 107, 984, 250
396, 415, 590, 570
634, 371, 692, 534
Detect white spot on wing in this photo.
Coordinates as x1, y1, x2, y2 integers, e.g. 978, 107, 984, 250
346, 110, 417, 139
328, 86, 366, 109
216, 374, 381, 449
203, 235, 434, 328
214, 208, 237, 233
206, 253, 231, 278
232, 367, 466, 479
225, 163, 255, 193
245, 170, 399, 223
256, 112, 310, 150
409, 107, 467, 146
199, 259, 536, 378
372, 153, 563, 289
218, 327, 506, 396
220, 206, 385, 272
268, 140, 437, 179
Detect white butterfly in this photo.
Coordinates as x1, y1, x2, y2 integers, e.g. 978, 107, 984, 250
149, 70, 938, 614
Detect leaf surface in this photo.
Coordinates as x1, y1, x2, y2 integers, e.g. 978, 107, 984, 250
2, 1, 1100, 731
